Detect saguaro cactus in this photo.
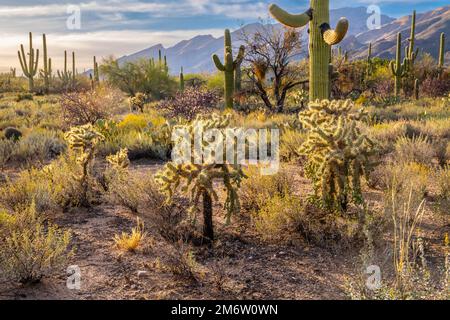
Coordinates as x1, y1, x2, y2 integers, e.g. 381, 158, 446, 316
58, 51, 76, 88
10, 68, 16, 78
18, 32, 39, 91
269, 1, 349, 101
93, 56, 99, 83
235, 57, 242, 92
41, 34, 52, 93
179, 67, 185, 92
390, 33, 408, 97
439, 32, 445, 69
405, 10, 418, 71
414, 79, 419, 100
212, 29, 245, 109
366, 42, 373, 78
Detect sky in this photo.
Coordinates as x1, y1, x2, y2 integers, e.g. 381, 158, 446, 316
0, 0, 448, 72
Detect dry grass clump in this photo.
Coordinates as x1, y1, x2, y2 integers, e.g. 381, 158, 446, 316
369, 162, 430, 197
12, 129, 66, 165
0, 169, 57, 213
0, 202, 73, 284
394, 134, 435, 165
348, 187, 448, 300
113, 218, 146, 252
155, 241, 202, 283
240, 166, 293, 213
279, 128, 307, 162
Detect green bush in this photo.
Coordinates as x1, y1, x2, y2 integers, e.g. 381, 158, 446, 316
0, 202, 73, 284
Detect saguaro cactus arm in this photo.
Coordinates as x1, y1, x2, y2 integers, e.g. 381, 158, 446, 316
234, 45, 245, 68
320, 18, 349, 46
212, 54, 226, 71
268, 4, 313, 28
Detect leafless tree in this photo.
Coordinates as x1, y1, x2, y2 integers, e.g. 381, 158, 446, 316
239, 22, 308, 113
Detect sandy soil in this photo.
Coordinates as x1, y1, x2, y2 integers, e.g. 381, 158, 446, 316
0, 160, 447, 300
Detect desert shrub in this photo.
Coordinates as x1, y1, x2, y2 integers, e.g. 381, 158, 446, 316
113, 218, 146, 252
100, 57, 177, 99
435, 165, 450, 200
156, 241, 202, 283
60, 87, 121, 127
240, 166, 293, 213
349, 187, 448, 300
0, 139, 15, 168
0, 202, 73, 284
394, 135, 435, 165
16, 93, 33, 102
12, 129, 66, 165
253, 194, 303, 241
3, 127, 22, 141
279, 128, 307, 162
0, 169, 57, 213
370, 162, 430, 197
105, 149, 142, 213
421, 75, 450, 98
158, 87, 219, 121
117, 114, 150, 131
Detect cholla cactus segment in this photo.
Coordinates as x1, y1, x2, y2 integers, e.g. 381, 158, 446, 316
64, 124, 105, 154
129, 93, 147, 112
155, 113, 245, 224
107, 148, 130, 169
299, 100, 375, 210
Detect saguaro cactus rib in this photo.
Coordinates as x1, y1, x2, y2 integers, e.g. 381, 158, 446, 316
320, 18, 349, 46
268, 4, 312, 28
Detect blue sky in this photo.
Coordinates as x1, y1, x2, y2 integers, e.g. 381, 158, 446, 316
0, 0, 448, 72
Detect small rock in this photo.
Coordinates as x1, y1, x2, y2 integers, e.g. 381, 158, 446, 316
137, 270, 149, 278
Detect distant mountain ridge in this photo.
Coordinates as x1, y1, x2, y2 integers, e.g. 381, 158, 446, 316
101, 6, 449, 75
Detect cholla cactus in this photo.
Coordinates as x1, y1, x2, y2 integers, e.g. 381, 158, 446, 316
107, 148, 130, 170
64, 124, 104, 206
291, 89, 309, 109
155, 114, 246, 242
299, 100, 375, 211
129, 92, 147, 112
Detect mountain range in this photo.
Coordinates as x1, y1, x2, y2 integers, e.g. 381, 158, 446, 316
111, 6, 450, 75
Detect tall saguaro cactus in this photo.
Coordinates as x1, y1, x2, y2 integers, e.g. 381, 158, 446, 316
58, 51, 76, 88
366, 42, 373, 78
41, 34, 52, 93
439, 32, 445, 69
93, 56, 100, 83
179, 67, 185, 92
269, 1, 349, 101
405, 10, 418, 71
390, 33, 408, 97
18, 32, 39, 91
212, 29, 245, 109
